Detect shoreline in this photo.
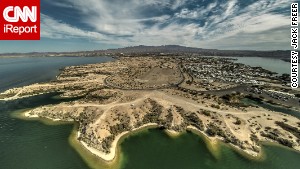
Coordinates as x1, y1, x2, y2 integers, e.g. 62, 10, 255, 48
24, 111, 39, 118
186, 126, 262, 159
1, 55, 300, 169
23, 109, 292, 160
164, 129, 182, 137
23, 109, 265, 161
23, 108, 159, 162
24, 110, 71, 122
77, 123, 158, 161
0, 93, 44, 101
0, 90, 63, 101
20, 110, 300, 164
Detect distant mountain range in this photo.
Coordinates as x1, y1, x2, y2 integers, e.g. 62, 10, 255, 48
0, 45, 291, 59
98, 45, 290, 58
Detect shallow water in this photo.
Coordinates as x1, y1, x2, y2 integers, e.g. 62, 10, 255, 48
0, 56, 300, 169
120, 129, 300, 169
0, 94, 90, 169
0, 56, 113, 169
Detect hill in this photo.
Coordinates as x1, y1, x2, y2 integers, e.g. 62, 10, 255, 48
0, 45, 290, 59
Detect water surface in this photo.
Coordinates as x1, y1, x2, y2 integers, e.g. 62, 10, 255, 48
1, 56, 300, 169
0, 56, 113, 92
121, 129, 300, 169
242, 98, 300, 119
229, 57, 291, 75
0, 56, 113, 169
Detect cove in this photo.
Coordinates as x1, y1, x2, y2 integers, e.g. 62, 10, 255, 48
120, 128, 300, 169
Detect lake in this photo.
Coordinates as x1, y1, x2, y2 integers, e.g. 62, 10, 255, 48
0, 94, 90, 169
229, 57, 291, 75
0, 56, 114, 169
0, 56, 299, 169
120, 128, 300, 169
242, 98, 300, 119
0, 56, 113, 92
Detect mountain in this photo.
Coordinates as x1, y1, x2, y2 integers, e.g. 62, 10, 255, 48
96, 45, 290, 58
0, 45, 290, 59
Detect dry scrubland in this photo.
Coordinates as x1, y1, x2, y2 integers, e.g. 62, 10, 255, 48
1, 57, 300, 161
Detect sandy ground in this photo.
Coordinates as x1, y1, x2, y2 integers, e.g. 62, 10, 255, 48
21, 89, 300, 160
2, 57, 300, 162
77, 123, 157, 161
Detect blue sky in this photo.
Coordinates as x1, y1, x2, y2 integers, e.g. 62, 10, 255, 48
0, 0, 295, 53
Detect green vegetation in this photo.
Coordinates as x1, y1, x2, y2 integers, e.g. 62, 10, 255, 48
205, 123, 225, 137
234, 119, 242, 125
275, 121, 300, 140
205, 123, 244, 149
221, 93, 249, 108
261, 131, 294, 148
202, 110, 211, 116
101, 135, 115, 153
142, 99, 164, 124
184, 113, 204, 131
211, 104, 220, 109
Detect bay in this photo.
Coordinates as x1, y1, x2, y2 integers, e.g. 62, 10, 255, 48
1, 56, 299, 169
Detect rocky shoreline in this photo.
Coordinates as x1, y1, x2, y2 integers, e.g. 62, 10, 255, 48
2, 56, 300, 162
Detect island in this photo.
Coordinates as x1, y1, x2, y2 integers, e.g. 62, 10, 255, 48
1, 56, 300, 162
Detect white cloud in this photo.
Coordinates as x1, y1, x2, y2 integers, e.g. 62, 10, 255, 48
197, 26, 291, 50
41, 14, 107, 40
43, 0, 291, 50
174, 2, 218, 19
47, 1, 74, 8
197, 0, 290, 41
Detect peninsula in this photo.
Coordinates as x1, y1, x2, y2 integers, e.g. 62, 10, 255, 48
1, 56, 300, 162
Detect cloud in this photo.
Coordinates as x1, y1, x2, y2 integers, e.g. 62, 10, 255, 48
174, 1, 218, 20
42, 0, 292, 50
197, 26, 291, 50
46, 1, 74, 8
60, 0, 178, 36
193, 0, 290, 43
41, 14, 107, 41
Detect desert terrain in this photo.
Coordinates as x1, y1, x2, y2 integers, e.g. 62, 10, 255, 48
1, 56, 300, 161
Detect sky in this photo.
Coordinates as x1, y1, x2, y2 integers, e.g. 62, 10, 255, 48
0, 0, 296, 53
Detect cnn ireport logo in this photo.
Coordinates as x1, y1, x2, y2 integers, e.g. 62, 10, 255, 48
0, 0, 40, 40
